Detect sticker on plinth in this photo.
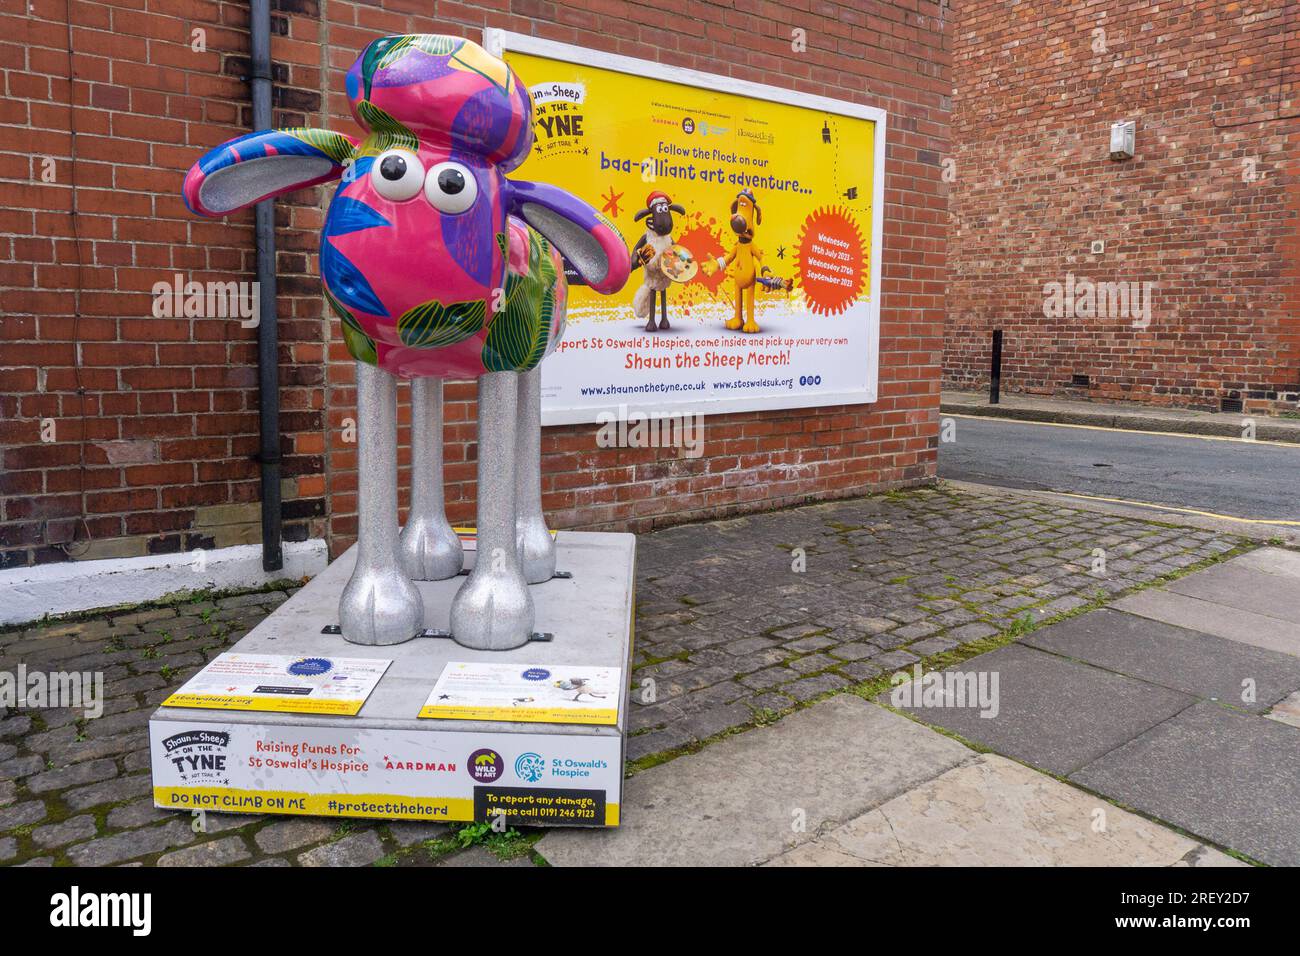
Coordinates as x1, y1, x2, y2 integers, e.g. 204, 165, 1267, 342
149, 720, 622, 826
454, 526, 556, 553
161, 653, 390, 716
419, 662, 621, 725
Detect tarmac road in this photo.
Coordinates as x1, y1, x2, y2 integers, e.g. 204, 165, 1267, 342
938, 415, 1300, 522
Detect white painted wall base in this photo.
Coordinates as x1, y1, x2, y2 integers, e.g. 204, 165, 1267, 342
0, 539, 329, 627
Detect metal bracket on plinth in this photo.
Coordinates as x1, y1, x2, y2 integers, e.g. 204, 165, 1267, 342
455, 568, 570, 580
320, 624, 554, 643
416, 628, 553, 643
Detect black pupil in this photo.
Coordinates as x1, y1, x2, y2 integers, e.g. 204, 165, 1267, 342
438, 168, 465, 194
380, 155, 407, 180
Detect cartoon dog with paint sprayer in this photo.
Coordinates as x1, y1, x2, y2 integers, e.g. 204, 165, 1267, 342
703, 188, 792, 334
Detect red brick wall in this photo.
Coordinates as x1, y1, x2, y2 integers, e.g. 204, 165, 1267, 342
1, 0, 331, 569
945, 0, 1300, 412
2, 0, 950, 568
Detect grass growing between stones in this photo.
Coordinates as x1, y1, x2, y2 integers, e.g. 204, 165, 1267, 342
625, 534, 1258, 777
3, 485, 1266, 867
373, 821, 542, 867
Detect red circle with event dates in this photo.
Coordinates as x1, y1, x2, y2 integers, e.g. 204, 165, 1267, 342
795, 206, 867, 316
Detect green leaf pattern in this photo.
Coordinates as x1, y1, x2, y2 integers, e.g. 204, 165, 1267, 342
283, 128, 356, 165
482, 228, 559, 372
355, 100, 419, 155
397, 298, 487, 349
325, 285, 378, 366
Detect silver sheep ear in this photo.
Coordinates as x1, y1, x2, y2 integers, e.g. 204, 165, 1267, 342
183, 129, 356, 217
506, 179, 631, 296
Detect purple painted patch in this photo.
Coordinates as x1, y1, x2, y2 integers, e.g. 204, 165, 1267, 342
372, 48, 458, 91
451, 87, 516, 161
440, 165, 497, 287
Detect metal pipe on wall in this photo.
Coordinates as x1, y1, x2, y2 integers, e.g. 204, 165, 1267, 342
250, 0, 282, 572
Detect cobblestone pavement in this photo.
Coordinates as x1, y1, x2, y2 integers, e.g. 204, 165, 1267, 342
0, 485, 1249, 866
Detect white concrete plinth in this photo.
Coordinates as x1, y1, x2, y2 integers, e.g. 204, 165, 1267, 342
149, 531, 635, 828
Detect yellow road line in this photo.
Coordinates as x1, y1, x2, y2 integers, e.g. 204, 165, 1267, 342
943, 413, 1300, 449
1046, 490, 1300, 527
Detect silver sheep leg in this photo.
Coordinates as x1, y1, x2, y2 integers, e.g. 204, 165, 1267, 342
338, 362, 423, 645
450, 370, 535, 650
515, 365, 556, 584
399, 377, 463, 581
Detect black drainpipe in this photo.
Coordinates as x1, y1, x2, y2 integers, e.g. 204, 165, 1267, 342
250, 0, 282, 572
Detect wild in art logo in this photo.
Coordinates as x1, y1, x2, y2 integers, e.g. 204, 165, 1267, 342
467, 748, 503, 783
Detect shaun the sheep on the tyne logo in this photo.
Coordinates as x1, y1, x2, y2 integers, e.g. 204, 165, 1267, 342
183, 35, 630, 651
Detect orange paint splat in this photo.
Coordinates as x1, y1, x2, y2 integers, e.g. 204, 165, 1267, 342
795, 206, 866, 316
674, 214, 728, 299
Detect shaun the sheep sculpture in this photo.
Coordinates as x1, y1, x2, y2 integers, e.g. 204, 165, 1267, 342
183, 35, 629, 650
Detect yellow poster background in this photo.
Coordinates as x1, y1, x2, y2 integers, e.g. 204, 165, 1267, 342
506, 50, 877, 323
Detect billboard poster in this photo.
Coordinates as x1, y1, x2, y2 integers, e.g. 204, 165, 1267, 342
487, 31, 887, 426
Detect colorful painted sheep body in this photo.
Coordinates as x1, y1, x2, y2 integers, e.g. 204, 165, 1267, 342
183, 35, 629, 650
184, 35, 625, 378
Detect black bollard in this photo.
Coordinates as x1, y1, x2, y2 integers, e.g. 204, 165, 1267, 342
990, 330, 1003, 405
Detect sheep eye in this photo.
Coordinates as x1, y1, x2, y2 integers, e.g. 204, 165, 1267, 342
424, 162, 478, 214
370, 149, 424, 201
438, 168, 465, 194
380, 155, 407, 179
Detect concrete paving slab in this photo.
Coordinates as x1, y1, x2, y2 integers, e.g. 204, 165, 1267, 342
1023, 608, 1300, 713
1230, 547, 1300, 581
1072, 701, 1300, 867
766, 755, 1244, 867
534, 695, 971, 867
1266, 690, 1300, 730
882, 644, 1194, 775
1113, 589, 1300, 657
1166, 562, 1300, 625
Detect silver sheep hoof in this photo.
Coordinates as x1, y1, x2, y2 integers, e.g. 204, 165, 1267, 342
517, 517, 556, 584
450, 550, 535, 651
339, 565, 424, 646
399, 517, 464, 581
